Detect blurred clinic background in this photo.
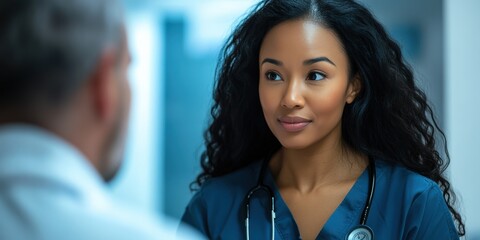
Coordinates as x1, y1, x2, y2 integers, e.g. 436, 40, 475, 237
113, 0, 479, 238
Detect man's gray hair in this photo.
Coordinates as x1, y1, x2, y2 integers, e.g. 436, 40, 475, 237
0, 0, 124, 108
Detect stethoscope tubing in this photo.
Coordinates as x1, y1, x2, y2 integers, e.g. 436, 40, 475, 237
361, 160, 376, 225
245, 185, 275, 240
245, 157, 376, 240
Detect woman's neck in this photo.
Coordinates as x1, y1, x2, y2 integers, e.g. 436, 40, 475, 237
270, 139, 367, 193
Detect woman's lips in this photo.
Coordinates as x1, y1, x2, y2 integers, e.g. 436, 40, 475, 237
278, 116, 312, 132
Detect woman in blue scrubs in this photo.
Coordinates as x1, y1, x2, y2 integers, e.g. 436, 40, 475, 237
181, 0, 465, 239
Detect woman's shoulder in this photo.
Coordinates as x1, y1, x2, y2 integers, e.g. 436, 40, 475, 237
374, 160, 458, 238
192, 160, 263, 202
375, 160, 443, 201
181, 161, 264, 237
375, 159, 439, 195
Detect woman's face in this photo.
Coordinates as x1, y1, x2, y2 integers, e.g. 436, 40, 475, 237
258, 19, 359, 150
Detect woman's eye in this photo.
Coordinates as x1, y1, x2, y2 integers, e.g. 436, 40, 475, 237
307, 71, 326, 81
265, 71, 282, 81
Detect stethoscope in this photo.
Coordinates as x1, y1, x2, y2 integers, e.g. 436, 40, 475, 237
244, 157, 376, 240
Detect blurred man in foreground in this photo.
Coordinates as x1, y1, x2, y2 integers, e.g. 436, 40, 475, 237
0, 0, 201, 239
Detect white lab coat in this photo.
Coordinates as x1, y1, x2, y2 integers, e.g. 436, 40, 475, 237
0, 124, 201, 240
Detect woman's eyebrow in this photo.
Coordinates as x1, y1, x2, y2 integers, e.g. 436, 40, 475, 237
261, 58, 283, 66
303, 57, 336, 66
260, 57, 336, 67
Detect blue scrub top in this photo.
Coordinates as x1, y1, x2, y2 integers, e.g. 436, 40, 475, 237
181, 159, 459, 240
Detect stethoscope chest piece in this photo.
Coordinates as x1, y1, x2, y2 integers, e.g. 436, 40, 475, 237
346, 225, 374, 240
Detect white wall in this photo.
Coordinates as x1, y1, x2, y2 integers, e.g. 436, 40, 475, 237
110, 10, 164, 214
445, 0, 480, 238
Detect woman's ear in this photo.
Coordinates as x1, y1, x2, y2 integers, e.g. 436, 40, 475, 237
346, 74, 362, 104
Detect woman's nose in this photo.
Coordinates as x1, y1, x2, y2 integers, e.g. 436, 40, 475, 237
281, 80, 305, 109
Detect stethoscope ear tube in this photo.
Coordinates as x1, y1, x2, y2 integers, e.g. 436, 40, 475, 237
270, 195, 276, 240
347, 160, 376, 240
360, 160, 376, 225
245, 184, 276, 240
245, 158, 276, 240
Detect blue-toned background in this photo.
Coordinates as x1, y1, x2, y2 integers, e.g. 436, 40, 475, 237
111, 0, 479, 238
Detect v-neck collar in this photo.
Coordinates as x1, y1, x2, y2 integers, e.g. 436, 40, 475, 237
262, 164, 370, 240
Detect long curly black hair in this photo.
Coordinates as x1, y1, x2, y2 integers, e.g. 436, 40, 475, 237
193, 0, 465, 235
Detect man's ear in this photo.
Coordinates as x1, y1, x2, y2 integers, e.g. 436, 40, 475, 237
89, 49, 117, 122
346, 74, 362, 104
